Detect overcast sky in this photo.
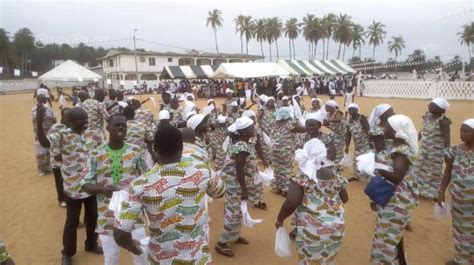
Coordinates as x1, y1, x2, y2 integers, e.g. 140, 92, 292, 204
1, 0, 473, 62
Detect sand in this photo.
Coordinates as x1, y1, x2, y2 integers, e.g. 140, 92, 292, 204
0, 92, 472, 265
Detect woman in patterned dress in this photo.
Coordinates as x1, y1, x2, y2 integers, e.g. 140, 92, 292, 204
306, 97, 323, 114
415, 98, 451, 199
213, 115, 230, 171
276, 138, 349, 264
368, 104, 395, 156
437, 119, 474, 265
370, 114, 419, 265
345, 103, 371, 181
258, 97, 277, 165
242, 110, 270, 210
215, 117, 256, 257
271, 107, 306, 196
324, 100, 346, 165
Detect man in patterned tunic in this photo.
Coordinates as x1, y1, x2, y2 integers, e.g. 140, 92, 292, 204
36, 106, 103, 265
123, 106, 156, 167
81, 88, 109, 148
81, 114, 149, 265
113, 125, 225, 264
32, 93, 56, 176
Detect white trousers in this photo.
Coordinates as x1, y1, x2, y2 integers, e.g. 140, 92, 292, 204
99, 228, 148, 265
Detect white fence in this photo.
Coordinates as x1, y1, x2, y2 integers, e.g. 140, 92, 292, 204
0, 79, 39, 92
361, 80, 473, 100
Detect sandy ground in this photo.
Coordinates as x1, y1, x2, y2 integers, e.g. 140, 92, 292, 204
0, 92, 472, 265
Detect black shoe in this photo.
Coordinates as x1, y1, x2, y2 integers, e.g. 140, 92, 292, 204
84, 245, 103, 255
61, 255, 72, 265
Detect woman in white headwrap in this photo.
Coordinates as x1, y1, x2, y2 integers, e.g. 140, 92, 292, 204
258, 97, 277, 141
186, 114, 210, 151
437, 119, 474, 265
227, 101, 242, 125
206, 99, 221, 161
368, 103, 395, 154
271, 107, 306, 196
276, 90, 284, 108
276, 139, 349, 264
414, 98, 452, 199
306, 97, 323, 114
212, 115, 230, 171
241, 110, 269, 210
216, 117, 256, 257
324, 100, 347, 166
345, 103, 371, 181
222, 88, 235, 115
370, 114, 419, 265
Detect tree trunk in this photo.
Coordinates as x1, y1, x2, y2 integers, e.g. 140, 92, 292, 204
372, 45, 376, 61
326, 38, 330, 59
292, 39, 296, 60
322, 40, 326, 60
337, 42, 342, 59
359, 45, 362, 59
308, 42, 311, 60
289, 38, 292, 60
352, 46, 356, 59
260, 40, 264, 59
313, 41, 317, 61
276, 40, 280, 60
342, 44, 346, 61
269, 41, 272, 62
214, 29, 219, 54
246, 40, 249, 55
240, 35, 243, 54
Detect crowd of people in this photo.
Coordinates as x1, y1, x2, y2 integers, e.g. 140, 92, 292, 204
0, 81, 473, 265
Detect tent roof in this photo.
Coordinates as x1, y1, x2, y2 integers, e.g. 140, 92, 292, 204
212, 63, 289, 79
160, 65, 217, 79
277, 60, 356, 76
38, 60, 103, 82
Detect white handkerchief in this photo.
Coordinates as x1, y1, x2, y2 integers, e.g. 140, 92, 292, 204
241, 201, 262, 228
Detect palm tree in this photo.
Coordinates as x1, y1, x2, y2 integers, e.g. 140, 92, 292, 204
266, 17, 283, 61
458, 22, 474, 59
206, 9, 224, 54
365, 21, 386, 61
284, 18, 299, 60
351, 24, 365, 59
333, 13, 353, 60
309, 18, 323, 60
322, 13, 336, 59
302, 14, 315, 60
253, 18, 267, 59
242, 16, 254, 55
388, 36, 405, 61
234, 15, 245, 54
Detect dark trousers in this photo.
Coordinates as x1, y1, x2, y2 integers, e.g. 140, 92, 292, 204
52, 167, 65, 202
62, 195, 98, 257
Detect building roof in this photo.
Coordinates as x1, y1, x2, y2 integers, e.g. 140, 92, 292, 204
99, 49, 264, 60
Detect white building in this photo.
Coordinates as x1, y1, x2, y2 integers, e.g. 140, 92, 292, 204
100, 49, 263, 88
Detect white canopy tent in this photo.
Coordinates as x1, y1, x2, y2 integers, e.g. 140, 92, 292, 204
212, 62, 289, 79
38, 60, 102, 82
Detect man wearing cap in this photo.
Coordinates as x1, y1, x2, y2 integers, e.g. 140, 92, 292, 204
414, 97, 451, 199
32, 93, 57, 176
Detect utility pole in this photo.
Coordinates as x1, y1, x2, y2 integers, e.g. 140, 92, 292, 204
133, 29, 139, 85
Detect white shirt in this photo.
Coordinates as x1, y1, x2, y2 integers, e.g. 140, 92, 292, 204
59, 95, 66, 108
309, 79, 316, 89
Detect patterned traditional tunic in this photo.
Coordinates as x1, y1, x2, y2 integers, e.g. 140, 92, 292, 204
414, 112, 451, 199
169, 108, 184, 127
183, 142, 210, 165
370, 144, 418, 264
259, 108, 276, 137
48, 128, 96, 199
293, 171, 348, 264
445, 145, 474, 265
369, 125, 394, 162
218, 141, 250, 243
0, 240, 10, 262
245, 136, 264, 206
105, 99, 120, 116
116, 157, 225, 264
81, 143, 149, 235
347, 116, 371, 180
271, 119, 297, 192
48, 123, 67, 168
126, 120, 154, 150
327, 110, 347, 164
209, 126, 227, 171
135, 108, 155, 129
32, 105, 56, 173
32, 105, 56, 140
227, 110, 241, 125
81, 99, 109, 147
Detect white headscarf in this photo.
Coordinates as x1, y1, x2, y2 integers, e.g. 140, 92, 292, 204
347, 103, 359, 110
228, 116, 254, 135
463, 118, 474, 128
187, 114, 206, 130
159, 110, 170, 120
369, 104, 392, 128
432, 98, 450, 110
294, 138, 327, 183
183, 100, 196, 117
282, 96, 289, 101
226, 88, 233, 94
296, 86, 304, 95
185, 111, 197, 121
202, 104, 215, 116
325, 100, 338, 108
311, 97, 323, 105
305, 111, 325, 124
242, 110, 256, 118
259, 94, 269, 103
266, 97, 275, 105
217, 115, 227, 124
230, 101, 239, 107
207, 99, 215, 105
387, 114, 419, 153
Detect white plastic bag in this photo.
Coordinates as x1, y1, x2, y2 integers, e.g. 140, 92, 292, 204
274, 227, 292, 257
356, 152, 393, 177
108, 190, 129, 216
257, 168, 275, 186
340, 153, 353, 168
241, 201, 262, 228
139, 236, 150, 252
262, 131, 273, 147
222, 136, 231, 152
434, 202, 451, 220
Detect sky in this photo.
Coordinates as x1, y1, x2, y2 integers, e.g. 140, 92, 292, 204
1, 0, 473, 63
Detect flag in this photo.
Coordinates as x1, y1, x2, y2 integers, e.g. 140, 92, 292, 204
14, 69, 20, 76
31, 71, 38, 77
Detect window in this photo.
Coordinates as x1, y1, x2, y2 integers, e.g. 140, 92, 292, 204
149, 57, 156, 66
168, 58, 172, 62
108, 59, 114, 67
